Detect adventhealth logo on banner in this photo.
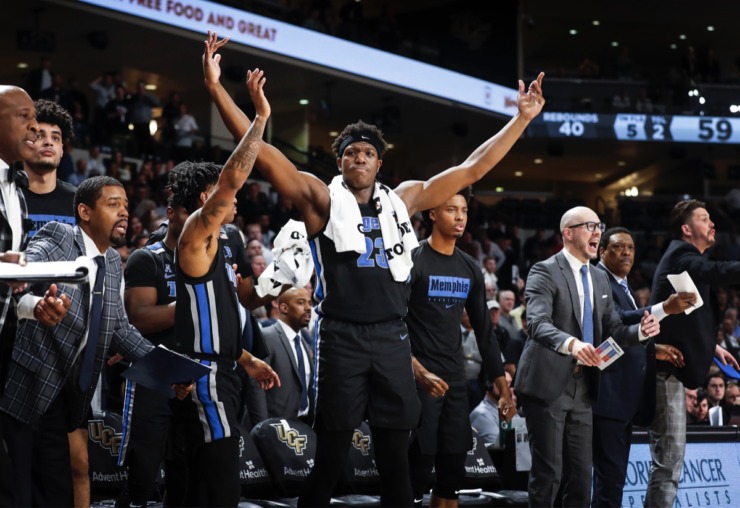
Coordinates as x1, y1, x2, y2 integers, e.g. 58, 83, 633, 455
623, 442, 739, 507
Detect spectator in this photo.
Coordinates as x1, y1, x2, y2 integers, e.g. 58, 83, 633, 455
128, 80, 160, 155
68, 159, 88, 186
469, 371, 514, 448
496, 290, 519, 338
251, 254, 267, 279
705, 372, 726, 408
24, 56, 54, 99
86, 145, 106, 176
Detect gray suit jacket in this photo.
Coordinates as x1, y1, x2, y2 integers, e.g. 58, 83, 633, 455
0, 223, 153, 429
514, 251, 640, 403
252, 323, 314, 421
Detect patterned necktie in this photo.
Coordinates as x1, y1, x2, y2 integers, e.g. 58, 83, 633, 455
619, 278, 637, 309
580, 265, 594, 345
294, 334, 309, 411
79, 255, 106, 392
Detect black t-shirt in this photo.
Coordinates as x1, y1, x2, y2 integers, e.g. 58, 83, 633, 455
309, 203, 408, 323
124, 240, 177, 348
406, 240, 504, 382
22, 180, 76, 239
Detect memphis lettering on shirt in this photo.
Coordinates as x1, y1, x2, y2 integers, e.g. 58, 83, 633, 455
428, 275, 471, 301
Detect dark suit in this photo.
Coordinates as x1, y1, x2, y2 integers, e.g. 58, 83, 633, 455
592, 263, 657, 507
515, 251, 640, 507
0, 223, 153, 506
0, 163, 28, 507
645, 239, 740, 507
252, 322, 314, 422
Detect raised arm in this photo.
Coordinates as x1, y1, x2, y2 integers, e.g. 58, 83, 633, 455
202, 32, 329, 232
179, 68, 269, 277
396, 73, 545, 216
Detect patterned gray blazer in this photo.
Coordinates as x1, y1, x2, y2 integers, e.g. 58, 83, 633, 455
0, 223, 153, 428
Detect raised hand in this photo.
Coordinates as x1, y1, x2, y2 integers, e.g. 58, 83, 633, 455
202, 30, 230, 86
517, 71, 546, 120
246, 68, 270, 120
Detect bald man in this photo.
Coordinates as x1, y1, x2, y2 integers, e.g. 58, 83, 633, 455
514, 206, 659, 507
253, 287, 314, 422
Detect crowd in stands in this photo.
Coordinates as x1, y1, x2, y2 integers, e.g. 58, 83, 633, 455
15, 52, 740, 428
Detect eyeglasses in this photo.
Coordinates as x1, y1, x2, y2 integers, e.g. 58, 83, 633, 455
567, 221, 606, 233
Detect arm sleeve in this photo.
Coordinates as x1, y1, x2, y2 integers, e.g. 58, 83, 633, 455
466, 266, 505, 381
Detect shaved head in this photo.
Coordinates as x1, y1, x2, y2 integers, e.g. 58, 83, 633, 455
560, 206, 594, 233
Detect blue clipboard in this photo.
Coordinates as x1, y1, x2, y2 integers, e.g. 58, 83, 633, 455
713, 357, 740, 380
122, 345, 212, 398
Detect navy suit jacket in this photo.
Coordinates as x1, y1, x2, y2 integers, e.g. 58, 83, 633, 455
0, 223, 153, 429
592, 264, 656, 426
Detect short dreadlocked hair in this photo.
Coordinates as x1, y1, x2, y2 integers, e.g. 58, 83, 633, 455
331, 120, 388, 158
167, 161, 222, 213
34, 99, 73, 141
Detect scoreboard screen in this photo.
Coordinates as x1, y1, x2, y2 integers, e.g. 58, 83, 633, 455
529, 112, 740, 144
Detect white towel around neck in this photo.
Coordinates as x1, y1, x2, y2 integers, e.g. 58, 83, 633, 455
324, 175, 418, 282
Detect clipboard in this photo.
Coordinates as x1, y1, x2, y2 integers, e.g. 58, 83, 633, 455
122, 345, 212, 398
0, 259, 89, 284
713, 357, 740, 380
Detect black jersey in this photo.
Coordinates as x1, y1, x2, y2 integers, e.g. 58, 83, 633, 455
149, 222, 251, 278
406, 240, 504, 382
174, 243, 243, 361
124, 241, 177, 349
310, 202, 409, 323
21, 180, 76, 239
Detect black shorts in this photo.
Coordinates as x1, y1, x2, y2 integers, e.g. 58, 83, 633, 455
170, 358, 241, 446
314, 317, 421, 431
413, 380, 472, 455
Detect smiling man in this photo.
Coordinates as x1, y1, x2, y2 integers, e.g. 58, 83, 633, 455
645, 199, 740, 508
514, 206, 660, 507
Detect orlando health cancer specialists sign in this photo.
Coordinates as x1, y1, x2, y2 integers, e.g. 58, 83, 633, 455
76, 0, 519, 116
623, 442, 740, 507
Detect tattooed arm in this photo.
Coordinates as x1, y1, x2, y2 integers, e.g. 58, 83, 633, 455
178, 68, 270, 278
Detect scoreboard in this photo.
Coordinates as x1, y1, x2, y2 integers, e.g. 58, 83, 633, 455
529, 112, 740, 144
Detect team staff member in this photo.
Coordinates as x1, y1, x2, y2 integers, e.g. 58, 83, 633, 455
645, 200, 740, 508
172, 67, 278, 507
0, 84, 41, 507
200, 31, 545, 506
593, 227, 693, 507
515, 207, 660, 508
406, 189, 514, 508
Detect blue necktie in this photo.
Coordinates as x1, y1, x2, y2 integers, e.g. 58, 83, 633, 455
79, 255, 105, 392
294, 335, 308, 411
580, 265, 594, 345
619, 279, 637, 310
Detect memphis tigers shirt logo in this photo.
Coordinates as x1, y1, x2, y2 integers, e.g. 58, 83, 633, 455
428, 275, 471, 303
